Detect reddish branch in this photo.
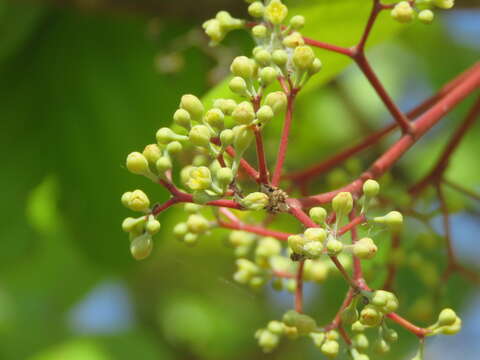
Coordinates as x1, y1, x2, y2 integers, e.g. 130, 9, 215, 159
295, 260, 305, 313
252, 126, 270, 184
383, 233, 401, 291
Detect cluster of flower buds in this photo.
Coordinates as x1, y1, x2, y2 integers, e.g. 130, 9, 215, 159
172, 204, 212, 246
202, 11, 244, 45
428, 308, 462, 335
391, 0, 455, 25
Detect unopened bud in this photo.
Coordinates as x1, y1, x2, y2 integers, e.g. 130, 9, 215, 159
242, 192, 269, 210
126, 152, 150, 175
180, 94, 204, 121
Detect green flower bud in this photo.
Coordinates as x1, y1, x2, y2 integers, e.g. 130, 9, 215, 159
130, 234, 153, 260
267, 320, 285, 335
229, 230, 254, 247
233, 125, 254, 154
309, 58, 322, 75
213, 98, 237, 116
186, 166, 212, 191
353, 237, 377, 259
290, 15, 305, 29
391, 2, 415, 23
332, 192, 353, 217
242, 192, 269, 210
309, 207, 327, 224
143, 144, 161, 164
288, 234, 306, 254
265, 91, 287, 114
232, 101, 255, 125
304, 241, 324, 258
272, 49, 288, 67
434, 0, 454, 9
189, 125, 211, 147
440, 317, 461, 335
256, 237, 282, 258
229, 76, 249, 96
256, 105, 274, 123
327, 239, 344, 255
146, 218, 161, 235
248, 2, 265, 18
304, 260, 329, 283
216, 10, 243, 30
124, 189, 150, 212
121, 217, 144, 233
258, 330, 279, 353
249, 276, 266, 289
183, 232, 199, 246
184, 203, 202, 213
374, 339, 390, 353
304, 228, 327, 242
173, 222, 188, 239
254, 49, 272, 66
360, 305, 382, 327
310, 332, 326, 347
180, 94, 204, 121
265, 0, 288, 25
156, 127, 186, 145
220, 129, 234, 146
180, 166, 194, 186
259, 67, 278, 85
283, 32, 304, 48
216, 167, 234, 187
293, 45, 315, 70
352, 321, 367, 332
121, 191, 133, 208
418, 9, 434, 24
363, 179, 380, 198
187, 214, 209, 233
126, 152, 150, 175
438, 308, 457, 327
374, 211, 403, 232
166, 141, 182, 154
204, 108, 225, 129
370, 290, 389, 308
282, 310, 317, 335
321, 340, 339, 358
252, 24, 267, 38
341, 299, 359, 325
203, 19, 224, 44
353, 333, 369, 352
173, 108, 191, 128
156, 156, 172, 173
384, 328, 398, 343
230, 56, 256, 79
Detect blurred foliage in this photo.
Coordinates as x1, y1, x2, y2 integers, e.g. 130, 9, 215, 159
0, 0, 479, 359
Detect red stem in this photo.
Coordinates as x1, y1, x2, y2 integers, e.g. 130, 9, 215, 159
383, 233, 401, 291
386, 313, 430, 338
295, 260, 305, 313
303, 36, 353, 57
253, 126, 270, 184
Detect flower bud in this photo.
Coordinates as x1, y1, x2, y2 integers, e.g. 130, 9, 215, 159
229, 76, 249, 96
374, 211, 403, 232
259, 67, 278, 85
213, 98, 237, 115
288, 234, 306, 254
309, 207, 327, 224
341, 300, 359, 325
304, 241, 323, 258
265, 0, 288, 25
418, 9, 434, 24
156, 156, 172, 173
321, 340, 339, 358
232, 101, 255, 125
391, 2, 415, 23
309, 58, 323, 75
122, 217, 144, 233
183, 232, 199, 246
304, 261, 329, 283
256, 105, 274, 123
258, 330, 279, 353
254, 49, 272, 66
353, 333, 369, 352
293, 45, 315, 70
434, 0, 454, 9
242, 192, 269, 210
248, 2, 265, 18
220, 129, 234, 146
304, 228, 327, 242
327, 239, 344, 255
203, 19, 224, 44
121, 192, 132, 208
130, 234, 153, 260
290, 15, 305, 29
272, 49, 288, 67
282, 310, 317, 335
363, 179, 380, 198
360, 305, 382, 327
233, 125, 254, 154
126, 152, 150, 175
216, 167, 234, 187
173, 108, 191, 128
187, 214, 210, 233
166, 141, 182, 154
180, 94, 204, 121
438, 308, 457, 327
146, 218, 161, 235
156, 127, 185, 145
231, 56, 256, 79
204, 108, 225, 129
265, 91, 287, 114
256, 237, 281, 258
283, 32, 304, 48
384, 328, 398, 343
440, 317, 461, 335
143, 144, 161, 164
189, 125, 211, 147
374, 339, 390, 353
173, 222, 188, 239
186, 166, 212, 191
353, 237, 377, 259
267, 320, 285, 335
311, 332, 326, 347
252, 24, 267, 38
216, 10, 243, 30
125, 189, 150, 212
332, 192, 353, 216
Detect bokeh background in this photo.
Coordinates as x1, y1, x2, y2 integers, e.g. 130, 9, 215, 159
0, 0, 479, 359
